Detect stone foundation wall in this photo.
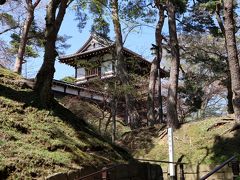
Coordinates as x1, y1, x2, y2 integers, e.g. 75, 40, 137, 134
45, 162, 163, 180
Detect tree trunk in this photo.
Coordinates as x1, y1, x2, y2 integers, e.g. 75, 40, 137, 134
0, 0, 6, 5
111, 0, 140, 129
155, 3, 165, 124
166, 1, 180, 129
224, 0, 240, 121
13, 0, 40, 74
147, 58, 158, 125
215, 5, 234, 114
34, 0, 68, 107
14, 9, 34, 74
226, 76, 234, 114
215, 3, 225, 35
147, 2, 165, 125
111, 97, 117, 142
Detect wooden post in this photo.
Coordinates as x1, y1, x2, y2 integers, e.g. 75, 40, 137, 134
231, 159, 239, 180
102, 167, 109, 180
179, 164, 185, 180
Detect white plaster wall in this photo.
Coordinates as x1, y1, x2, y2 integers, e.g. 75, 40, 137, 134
92, 95, 104, 101
52, 85, 64, 92
76, 68, 85, 80
76, 79, 87, 84
101, 61, 113, 76
79, 91, 91, 98
52, 84, 106, 101
101, 74, 114, 79
66, 87, 79, 95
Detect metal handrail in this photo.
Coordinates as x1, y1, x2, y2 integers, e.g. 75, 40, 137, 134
200, 156, 236, 180
136, 158, 186, 164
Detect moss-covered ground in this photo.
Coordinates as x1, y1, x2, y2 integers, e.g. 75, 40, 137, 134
0, 68, 130, 179
121, 117, 240, 167
2, 66, 240, 179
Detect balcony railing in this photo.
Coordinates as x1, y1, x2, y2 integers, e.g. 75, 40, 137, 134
85, 68, 99, 78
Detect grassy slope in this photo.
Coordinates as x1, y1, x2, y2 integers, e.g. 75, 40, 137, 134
0, 68, 130, 179
121, 117, 240, 166
59, 96, 130, 140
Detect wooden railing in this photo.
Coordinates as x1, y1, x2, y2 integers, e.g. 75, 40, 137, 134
85, 68, 99, 78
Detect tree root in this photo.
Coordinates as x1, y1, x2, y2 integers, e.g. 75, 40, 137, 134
221, 118, 234, 121
207, 121, 231, 131
221, 123, 240, 135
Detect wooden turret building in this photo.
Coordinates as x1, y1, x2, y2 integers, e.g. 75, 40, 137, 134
59, 34, 167, 85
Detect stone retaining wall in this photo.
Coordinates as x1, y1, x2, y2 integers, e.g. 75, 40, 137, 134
45, 162, 163, 180
45, 163, 236, 180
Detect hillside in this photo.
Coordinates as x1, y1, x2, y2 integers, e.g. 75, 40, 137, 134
59, 96, 131, 140
120, 117, 240, 166
0, 68, 130, 179
1, 67, 240, 179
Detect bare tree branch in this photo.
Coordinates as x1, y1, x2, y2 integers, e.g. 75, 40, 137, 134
0, 25, 19, 35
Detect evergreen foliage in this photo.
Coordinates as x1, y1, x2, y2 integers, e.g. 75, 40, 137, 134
60, 76, 76, 83
0, 13, 17, 28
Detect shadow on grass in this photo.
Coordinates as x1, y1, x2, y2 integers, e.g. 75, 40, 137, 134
120, 126, 164, 156
48, 126, 130, 167
52, 100, 132, 161
211, 129, 240, 164
207, 128, 240, 179
0, 83, 132, 162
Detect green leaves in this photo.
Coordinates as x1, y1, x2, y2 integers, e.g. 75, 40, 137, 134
120, 0, 157, 24
91, 16, 110, 39
201, 0, 219, 12
74, 0, 87, 32
75, 59, 99, 69
0, 13, 17, 27
179, 71, 204, 112
56, 35, 71, 55
89, 0, 110, 38
180, 6, 217, 33
10, 33, 38, 58
61, 76, 76, 83
89, 0, 108, 14
173, 0, 188, 14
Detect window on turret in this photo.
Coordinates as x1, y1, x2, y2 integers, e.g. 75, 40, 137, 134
101, 61, 112, 76
76, 68, 85, 79
86, 68, 99, 77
